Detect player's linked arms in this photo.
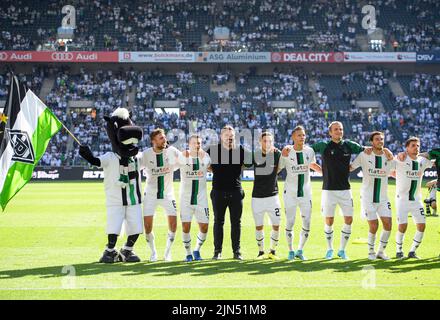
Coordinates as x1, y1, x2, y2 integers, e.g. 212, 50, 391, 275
364, 147, 373, 155
397, 151, 407, 162
383, 148, 394, 160
363, 147, 393, 160
389, 170, 396, 179
281, 145, 293, 157
419, 152, 430, 160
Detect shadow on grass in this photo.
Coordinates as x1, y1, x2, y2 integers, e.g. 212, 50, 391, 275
0, 256, 439, 280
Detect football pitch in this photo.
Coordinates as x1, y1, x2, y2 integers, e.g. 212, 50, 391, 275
0, 181, 439, 300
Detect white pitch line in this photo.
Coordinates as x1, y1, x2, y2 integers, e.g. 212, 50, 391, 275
1, 283, 440, 291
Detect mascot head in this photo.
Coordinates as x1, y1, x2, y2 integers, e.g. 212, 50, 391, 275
104, 108, 143, 158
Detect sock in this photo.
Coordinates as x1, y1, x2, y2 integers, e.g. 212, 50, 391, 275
286, 225, 294, 251
270, 229, 279, 252
124, 234, 139, 250
194, 231, 207, 252
324, 224, 334, 250
106, 234, 118, 251
164, 231, 175, 256
298, 217, 311, 251
409, 231, 424, 253
378, 230, 390, 253
367, 232, 376, 254
339, 224, 352, 251
297, 227, 308, 251
145, 232, 156, 254
182, 232, 192, 255
396, 231, 405, 253
256, 229, 264, 252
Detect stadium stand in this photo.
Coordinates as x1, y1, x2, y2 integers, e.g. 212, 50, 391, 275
2, 66, 436, 167
0, 0, 439, 167
1, 0, 439, 52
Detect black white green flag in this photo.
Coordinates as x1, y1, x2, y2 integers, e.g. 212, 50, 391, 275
0, 75, 62, 210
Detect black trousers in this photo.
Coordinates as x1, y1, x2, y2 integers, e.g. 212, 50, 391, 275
210, 189, 244, 254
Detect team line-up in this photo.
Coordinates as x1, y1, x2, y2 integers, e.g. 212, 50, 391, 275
78, 108, 440, 264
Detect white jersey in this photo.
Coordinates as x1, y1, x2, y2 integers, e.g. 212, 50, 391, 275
98, 152, 143, 207
279, 146, 316, 199
395, 156, 433, 202
178, 153, 211, 207
140, 146, 180, 200
351, 152, 395, 204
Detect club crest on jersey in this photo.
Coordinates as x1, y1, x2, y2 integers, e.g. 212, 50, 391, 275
7, 129, 35, 164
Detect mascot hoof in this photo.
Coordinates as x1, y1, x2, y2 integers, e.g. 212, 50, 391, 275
99, 249, 120, 263
119, 249, 141, 263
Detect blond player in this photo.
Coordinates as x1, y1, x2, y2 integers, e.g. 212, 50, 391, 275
278, 126, 321, 261
178, 135, 211, 262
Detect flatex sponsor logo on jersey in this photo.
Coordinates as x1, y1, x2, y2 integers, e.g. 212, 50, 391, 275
405, 170, 422, 178
290, 164, 309, 173
367, 168, 387, 177
184, 170, 205, 178
151, 167, 171, 176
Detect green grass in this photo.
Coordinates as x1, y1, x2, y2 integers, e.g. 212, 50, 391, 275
0, 181, 440, 300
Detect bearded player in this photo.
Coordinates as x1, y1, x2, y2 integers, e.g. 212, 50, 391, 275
141, 128, 180, 262
350, 131, 394, 260
394, 139, 435, 259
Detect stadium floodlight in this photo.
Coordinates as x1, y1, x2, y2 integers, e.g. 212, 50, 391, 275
369, 39, 383, 52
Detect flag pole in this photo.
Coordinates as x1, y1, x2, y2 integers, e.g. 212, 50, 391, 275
61, 122, 82, 146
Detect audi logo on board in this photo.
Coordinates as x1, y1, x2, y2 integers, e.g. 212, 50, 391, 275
0, 52, 8, 60
51, 52, 74, 61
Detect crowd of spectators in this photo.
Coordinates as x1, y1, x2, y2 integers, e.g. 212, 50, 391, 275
1, 0, 438, 52
0, 66, 438, 167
